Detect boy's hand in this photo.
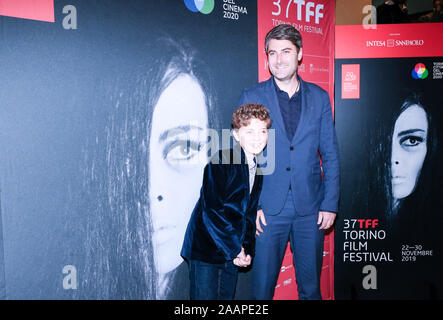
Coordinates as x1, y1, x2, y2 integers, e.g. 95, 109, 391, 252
233, 247, 251, 267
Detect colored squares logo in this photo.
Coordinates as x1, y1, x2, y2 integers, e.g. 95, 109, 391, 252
184, 0, 214, 14
412, 63, 428, 79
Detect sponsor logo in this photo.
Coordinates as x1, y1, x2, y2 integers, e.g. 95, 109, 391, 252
433, 62, 443, 79
309, 63, 328, 74
184, 0, 215, 14
366, 39, 424, 48
344, 71, 356, 81
342, 64, 360, 99
411, 63, 428, 79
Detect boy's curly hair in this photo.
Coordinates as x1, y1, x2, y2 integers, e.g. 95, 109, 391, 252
232, 103, 272, 130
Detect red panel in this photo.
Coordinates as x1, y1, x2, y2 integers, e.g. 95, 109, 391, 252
0, 0, 54, 22
257, 0, 336, 300
257, 0, 335, 110
336, 23, 443, 59
341, 64, 360, 99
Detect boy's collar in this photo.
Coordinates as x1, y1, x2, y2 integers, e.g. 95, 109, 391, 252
232, 142, 256, 166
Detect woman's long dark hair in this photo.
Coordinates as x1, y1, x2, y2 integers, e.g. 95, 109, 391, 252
387, 92, 437, 238
78, 37, 217, 299
358, 89, 437, 237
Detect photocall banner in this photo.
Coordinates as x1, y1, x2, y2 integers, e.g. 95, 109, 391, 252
334, 23, 443, 299
257, 0, 335, 300
0, 0, 257, 299
0, 0, 336, 301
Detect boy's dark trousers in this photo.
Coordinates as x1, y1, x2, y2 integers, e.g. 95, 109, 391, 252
189, 259, 238, 300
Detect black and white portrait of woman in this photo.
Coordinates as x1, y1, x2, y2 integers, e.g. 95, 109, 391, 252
363, 90, 438, 238
65, 2, 258, 300
0, 1, 257, 299
389, 95, 431, 214
78, 37, 219, 299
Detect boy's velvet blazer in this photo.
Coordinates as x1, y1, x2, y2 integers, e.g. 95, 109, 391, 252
181, 145, 263, 264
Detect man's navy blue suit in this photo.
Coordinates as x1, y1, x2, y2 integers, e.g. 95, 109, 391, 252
238, 75, 339, 299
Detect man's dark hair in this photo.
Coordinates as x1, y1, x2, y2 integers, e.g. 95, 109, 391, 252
265, 24, 302, 54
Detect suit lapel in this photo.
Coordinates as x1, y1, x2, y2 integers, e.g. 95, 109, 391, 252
264, 78, 287, 137
233, 144, 250, 208
291, 76, 311, 143
232, 145, 263, 210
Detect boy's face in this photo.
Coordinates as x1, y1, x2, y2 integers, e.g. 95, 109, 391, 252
233, 118, 269, 156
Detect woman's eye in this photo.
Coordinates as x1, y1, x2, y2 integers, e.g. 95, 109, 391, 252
163, 139, 205, 164
400, 136, 424, 147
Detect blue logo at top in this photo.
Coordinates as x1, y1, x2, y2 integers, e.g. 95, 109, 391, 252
184, 0, 215, 14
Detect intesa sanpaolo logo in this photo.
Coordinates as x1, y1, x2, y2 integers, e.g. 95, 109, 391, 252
184, 0, 215, 14
411, 63, 429, 79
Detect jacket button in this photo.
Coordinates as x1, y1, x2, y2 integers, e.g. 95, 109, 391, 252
290, 146, 294, 151
286, 167, 291, 171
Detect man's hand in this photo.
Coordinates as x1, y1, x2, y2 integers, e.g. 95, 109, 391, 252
233, 247, 251, 267
317, 211, 336, 230
256, 209, 267, 236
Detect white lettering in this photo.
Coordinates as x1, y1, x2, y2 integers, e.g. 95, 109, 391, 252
62, 5, 77, 30
362, 265, 377, 289
362, 5, 376, 29
305, 2, 315, 23
62, 265, 77, 289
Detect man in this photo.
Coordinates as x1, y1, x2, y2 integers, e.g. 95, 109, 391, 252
237, 24, 339, 300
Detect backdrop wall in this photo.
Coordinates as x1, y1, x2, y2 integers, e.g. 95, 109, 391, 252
0, 0, 335, 300
0, 0, 258, 299
256, 0, 335, 300
335, 22, 443, 299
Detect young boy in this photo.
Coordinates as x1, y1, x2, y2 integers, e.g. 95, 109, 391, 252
181, 103, 271, 300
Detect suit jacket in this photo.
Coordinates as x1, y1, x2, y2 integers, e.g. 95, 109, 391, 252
238, 76, 339, 216
181, 146, 263, 264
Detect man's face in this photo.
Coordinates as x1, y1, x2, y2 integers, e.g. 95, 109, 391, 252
267, 39, 302, 83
